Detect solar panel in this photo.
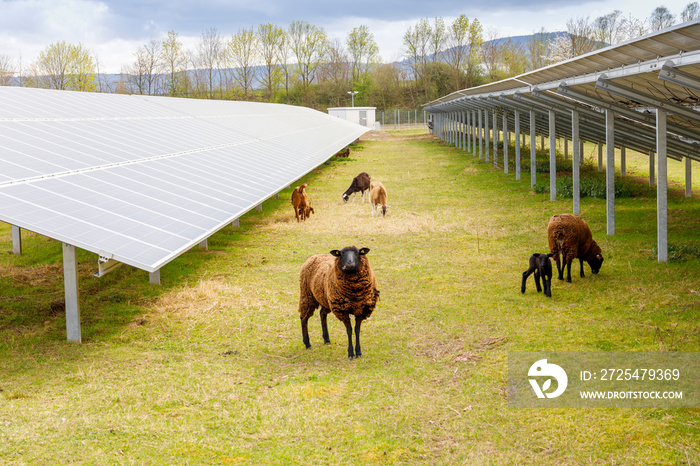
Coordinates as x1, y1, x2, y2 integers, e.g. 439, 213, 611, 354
0, 87, 369, 272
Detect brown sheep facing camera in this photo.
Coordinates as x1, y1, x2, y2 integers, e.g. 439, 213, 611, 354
298, 246, 380, 359
547, 214, 604, 283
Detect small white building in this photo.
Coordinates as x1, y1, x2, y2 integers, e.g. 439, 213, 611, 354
328, 107, 377, 129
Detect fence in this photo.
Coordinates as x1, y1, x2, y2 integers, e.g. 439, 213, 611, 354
377, 109, 429, 130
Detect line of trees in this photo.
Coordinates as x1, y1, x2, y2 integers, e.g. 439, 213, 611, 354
1, 3, 698, 111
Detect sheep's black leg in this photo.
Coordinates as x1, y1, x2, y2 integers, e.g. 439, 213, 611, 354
521, 266, 535, 293
343, 318, 355, 359
555, 254, 564, 281
565, 258, 573, 283
301, 315, 311, 349
544, 277, 552, 297
320, 307, 331, 344
534, 270, 542, 293
354, 318, 363, 358
579, 258, 586, 278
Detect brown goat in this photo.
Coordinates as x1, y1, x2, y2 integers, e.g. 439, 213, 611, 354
291, 184, 314, 222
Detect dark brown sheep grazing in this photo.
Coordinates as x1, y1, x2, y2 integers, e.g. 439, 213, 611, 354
291, 183, 314, 222
335, 148, 350, 157
547, 214, 604, 283
299, 246, 380, 359
521, 253, 553, 297
342, 172, 371, 203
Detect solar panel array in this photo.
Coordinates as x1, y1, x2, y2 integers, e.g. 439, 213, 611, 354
0, 87, 369, 272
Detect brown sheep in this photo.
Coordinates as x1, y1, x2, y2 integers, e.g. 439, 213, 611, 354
291, 183, 314, 222
547, 214, 604, 283
370, 181, 388, 217
298, 246, 380, 359
335, 148, 350, 158
342, 172, 371, 203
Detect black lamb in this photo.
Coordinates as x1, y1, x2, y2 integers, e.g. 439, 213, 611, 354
521, 253, 553, 298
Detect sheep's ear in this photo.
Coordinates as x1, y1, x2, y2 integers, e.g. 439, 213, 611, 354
330, 250, 341, 257
547, 253, 554, 258
359, 248, 370, 255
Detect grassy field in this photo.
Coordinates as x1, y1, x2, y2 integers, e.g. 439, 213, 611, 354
1, 129, 698, 464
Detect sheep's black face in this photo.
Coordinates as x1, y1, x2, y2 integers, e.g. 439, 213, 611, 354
330, 246, 370, 274
589, 255, 604, 274
536, 254, 553, 276
342, 193, 349, 203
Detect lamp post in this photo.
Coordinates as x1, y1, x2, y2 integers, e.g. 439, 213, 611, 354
347, 90, 358, 107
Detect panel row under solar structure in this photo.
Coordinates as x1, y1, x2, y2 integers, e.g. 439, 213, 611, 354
0, 86, 370, 341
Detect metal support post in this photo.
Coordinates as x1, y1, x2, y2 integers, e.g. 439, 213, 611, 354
514, 110, 521, 180
530, 110, 537, 188
493, 110, 498, 167
605, 108, 615, 236
484, 110, 490, 163
657, 110, 668, 262
685, 157, 692, 198
503, 112, 509, 174
62, 243, 81, 342
549, 110, 556, 201
12, 225, 21, 255
150, 270, 161, 285
572, 110, 581, 215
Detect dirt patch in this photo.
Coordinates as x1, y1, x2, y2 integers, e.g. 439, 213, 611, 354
359, 130, 394, 141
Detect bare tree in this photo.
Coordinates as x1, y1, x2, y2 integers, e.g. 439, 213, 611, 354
0, 54, 15, 86
566, 16, 599, 56
620, 13, 649, 40
126, 39, 162, 95
257, 23, 285, 102
320, 38, 351, 106
681, 2, 700, 21
527, 28, 550, 71
430, 17, 447, 64
195, 27, 224, 99
481, 27, 501, 81
593, 10, 625, 45
649, 6, 675, 31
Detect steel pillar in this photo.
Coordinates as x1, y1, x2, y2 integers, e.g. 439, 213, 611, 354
62, 243, 81, 342
605, 108, 615, 236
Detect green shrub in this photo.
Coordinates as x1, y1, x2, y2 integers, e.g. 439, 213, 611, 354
533, 175, 636, 199
652, 243, 700, 262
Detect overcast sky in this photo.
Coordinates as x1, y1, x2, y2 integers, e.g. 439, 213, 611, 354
0, 0, 691, 73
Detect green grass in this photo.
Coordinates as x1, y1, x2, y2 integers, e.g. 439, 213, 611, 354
0, 130, 698, 464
